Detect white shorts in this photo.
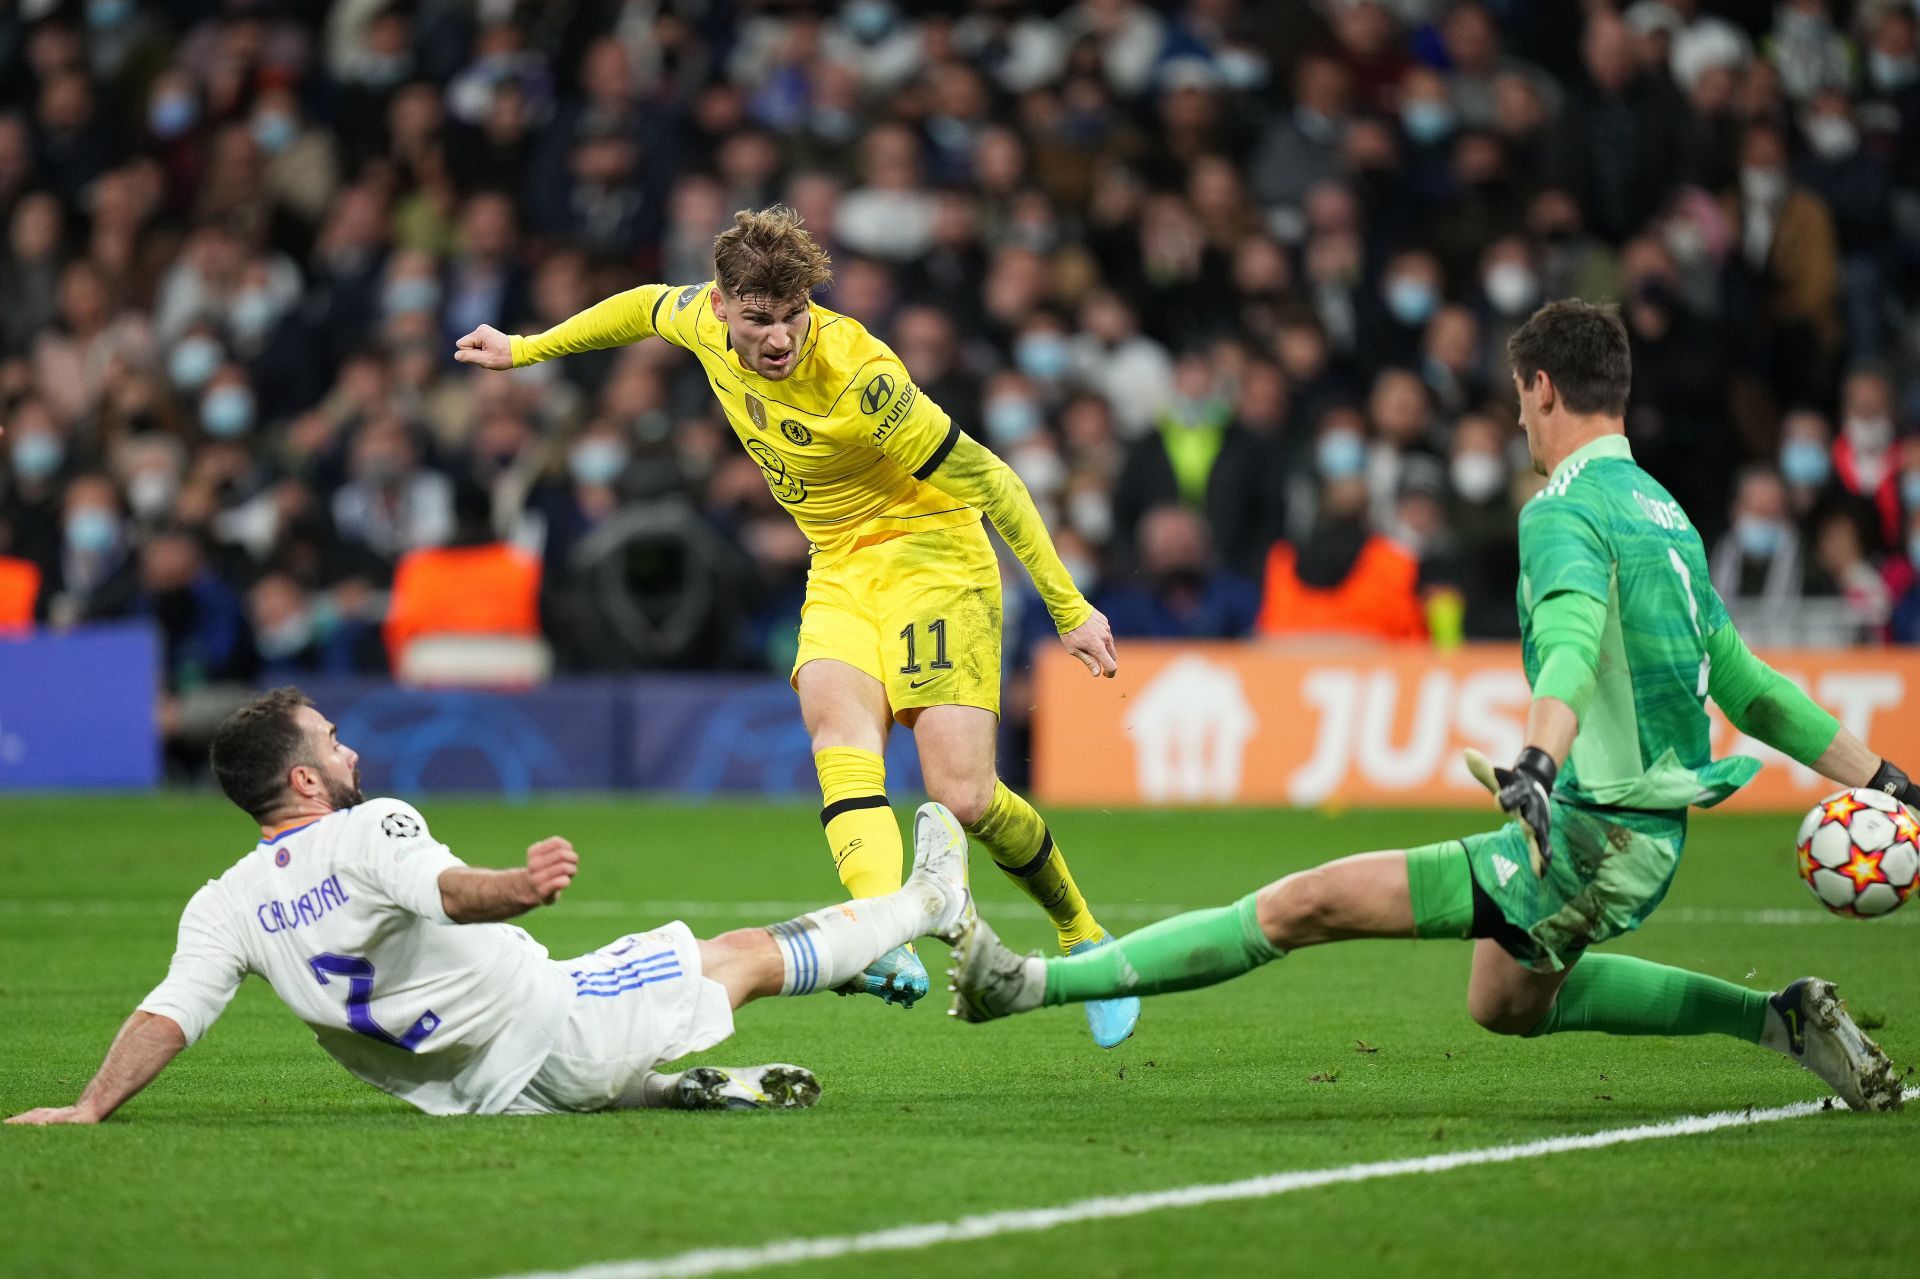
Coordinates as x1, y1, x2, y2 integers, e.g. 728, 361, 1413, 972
503, 922, 735, 1114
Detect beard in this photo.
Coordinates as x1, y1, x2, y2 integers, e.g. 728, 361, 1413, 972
321, 767, 365, 810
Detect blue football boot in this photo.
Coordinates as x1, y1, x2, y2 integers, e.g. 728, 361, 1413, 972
841, 943, 930, 1008
1070, 935, 1140, 1048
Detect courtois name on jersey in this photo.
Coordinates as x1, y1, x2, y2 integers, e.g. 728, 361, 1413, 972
137, 800, 572, 1115
1516, 436, 1758, 812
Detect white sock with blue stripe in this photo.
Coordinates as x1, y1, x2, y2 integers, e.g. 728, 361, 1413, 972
767, 883, 942, 996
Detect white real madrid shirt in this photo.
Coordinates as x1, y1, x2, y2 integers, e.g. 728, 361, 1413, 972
137, 799, 573, 1115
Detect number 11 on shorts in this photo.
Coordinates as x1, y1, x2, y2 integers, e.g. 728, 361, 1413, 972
899, 619, 952, 674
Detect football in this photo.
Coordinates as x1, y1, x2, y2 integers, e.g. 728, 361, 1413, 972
1795, 788, 1920, 918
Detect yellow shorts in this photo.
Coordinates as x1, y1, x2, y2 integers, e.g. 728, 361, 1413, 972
791, 521, 1002, 721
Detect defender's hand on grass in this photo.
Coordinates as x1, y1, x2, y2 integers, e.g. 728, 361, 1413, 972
1463, 747, 1555, 875
1061, 609, 1118, 678
453, 324, 514, 371
6, 1106, 97, 1126
525, 836, 577, 907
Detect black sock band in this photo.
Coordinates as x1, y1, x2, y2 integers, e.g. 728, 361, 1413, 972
820, 794, 889, 827
1006, 829, 1055, 878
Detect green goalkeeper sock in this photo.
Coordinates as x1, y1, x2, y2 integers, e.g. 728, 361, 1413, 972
1528, 953, 1769, 1042
1043, 893, 1280, 1006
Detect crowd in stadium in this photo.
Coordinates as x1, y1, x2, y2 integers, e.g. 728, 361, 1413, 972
4, 0, 1920, 714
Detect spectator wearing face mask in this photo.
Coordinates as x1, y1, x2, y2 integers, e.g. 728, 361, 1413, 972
1443, 412, 1522, 639
532, 419, 631, 582
1096, 504, 1258, 640
45, 473, 136, 627
1709, 466, 1808, 644
1111, 353, 1282, 579
196, 364, 258, 444
1256, 474, 1425, 642
1282, 402, 1368, 543
1398, 67, 1459, 199
1779, 408, 1840, 523
1831, 365, 1902, 548
2, 399, 71, 573
1858, 5, 1920, 172
1478, 236, 1541, 332
1358, 248, 1445, 369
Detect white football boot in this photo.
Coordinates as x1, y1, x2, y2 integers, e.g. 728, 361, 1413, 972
1765, 978, 1905, 1112
909, 801, 975, 944
946, 915, 1046, 1023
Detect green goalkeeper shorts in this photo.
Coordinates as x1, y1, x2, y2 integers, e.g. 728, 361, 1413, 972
1405, 801, 1689, 972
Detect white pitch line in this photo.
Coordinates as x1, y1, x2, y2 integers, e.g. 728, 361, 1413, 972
0, 899, 1914, 927
486, 1089, 1916, 1279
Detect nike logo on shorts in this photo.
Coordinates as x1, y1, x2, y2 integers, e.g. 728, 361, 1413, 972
908, 677, 940, 689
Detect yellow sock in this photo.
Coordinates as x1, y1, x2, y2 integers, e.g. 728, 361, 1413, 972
815, 747, 904, 900
966, 781, 1103, 952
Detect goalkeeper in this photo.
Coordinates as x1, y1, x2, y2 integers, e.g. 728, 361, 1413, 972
951, 301, 1907, 1112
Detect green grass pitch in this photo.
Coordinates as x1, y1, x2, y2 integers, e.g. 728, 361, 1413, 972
3, 795, 1916, 1279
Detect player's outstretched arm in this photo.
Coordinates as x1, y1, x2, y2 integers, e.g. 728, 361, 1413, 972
5, 1010, 186, 1125
451, 282, 675, 370
438, 836, 577, 923
916, 432, 1116, 676
1705, 620, 1919, 798
454, 284, 670, 371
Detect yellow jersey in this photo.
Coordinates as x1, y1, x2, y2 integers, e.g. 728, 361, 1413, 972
509, 280, 1091, 632
513, 281, 979, 567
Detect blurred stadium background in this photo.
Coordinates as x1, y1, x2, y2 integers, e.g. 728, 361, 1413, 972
3, 0, 1920, 806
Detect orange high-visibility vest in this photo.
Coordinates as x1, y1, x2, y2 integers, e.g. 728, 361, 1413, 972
0, 556, 41, 629
1255, 538, 1426, 641
383, 543, 542, 668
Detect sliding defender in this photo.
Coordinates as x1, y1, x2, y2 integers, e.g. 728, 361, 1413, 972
7, 688, 974, 1124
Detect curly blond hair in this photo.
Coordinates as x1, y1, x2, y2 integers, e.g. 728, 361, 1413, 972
711, 205, 835, 301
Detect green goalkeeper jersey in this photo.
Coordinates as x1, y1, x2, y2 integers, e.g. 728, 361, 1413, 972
1517, 435, 1760, 811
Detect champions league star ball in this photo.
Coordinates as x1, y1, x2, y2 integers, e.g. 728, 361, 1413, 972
1796, 788, 1920, 918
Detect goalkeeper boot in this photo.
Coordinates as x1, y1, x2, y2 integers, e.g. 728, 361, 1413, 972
947, 915, 1045, 1023
1070, 935, 1141, 1049
668, 1064, 821, 1111
1765, 978, 1905, 1112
